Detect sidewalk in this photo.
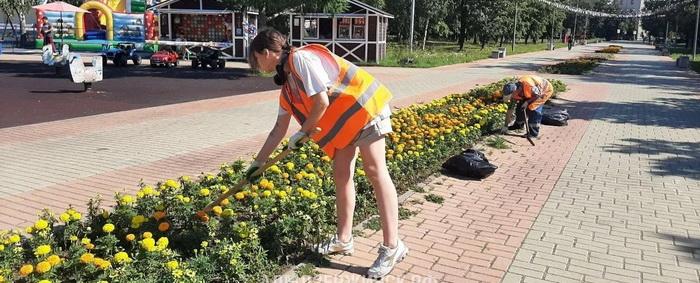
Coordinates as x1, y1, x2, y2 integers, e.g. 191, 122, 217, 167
0, 44, 599, 229
295, 43, 700, 282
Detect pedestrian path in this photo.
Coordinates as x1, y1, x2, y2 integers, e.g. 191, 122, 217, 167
0, 44, 600, 229
292, 43, 700, 282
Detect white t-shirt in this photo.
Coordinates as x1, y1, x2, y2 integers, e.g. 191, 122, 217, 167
279, 49, 391, 129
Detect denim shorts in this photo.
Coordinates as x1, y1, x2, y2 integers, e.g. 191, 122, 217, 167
352, 117, 393, 147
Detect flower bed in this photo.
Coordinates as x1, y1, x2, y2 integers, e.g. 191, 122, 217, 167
595, 46, 622, 54
539, 56, 608, 75
0, 78, 567, 283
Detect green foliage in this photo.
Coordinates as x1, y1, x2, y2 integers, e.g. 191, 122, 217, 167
398, 207, 417, 220
295, 263, 318, 278
363, 217, 382, 231
424, 194, 445, 204
485, 136, 510, 149
376, 41, 567, 68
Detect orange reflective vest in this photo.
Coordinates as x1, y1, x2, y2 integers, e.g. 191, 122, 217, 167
513, 75, 554, 111
279, 44, 392, 158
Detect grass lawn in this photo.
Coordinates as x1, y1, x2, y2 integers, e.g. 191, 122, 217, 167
669, 47, 700, 72
372, 41, 569, 68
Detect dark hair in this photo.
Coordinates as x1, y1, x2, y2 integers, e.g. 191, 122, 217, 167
248, 28, 290, 70
42, 16, 49, 20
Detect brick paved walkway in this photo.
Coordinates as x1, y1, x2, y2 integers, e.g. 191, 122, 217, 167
290, 43, 700, 282
0, 43, 597, 229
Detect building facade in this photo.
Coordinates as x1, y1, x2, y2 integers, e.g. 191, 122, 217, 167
616, 0, 645, 40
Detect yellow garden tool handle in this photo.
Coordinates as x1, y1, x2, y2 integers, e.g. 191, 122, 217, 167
197, 128, 320, 219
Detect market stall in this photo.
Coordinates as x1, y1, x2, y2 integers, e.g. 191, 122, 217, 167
148, 0, 257, 60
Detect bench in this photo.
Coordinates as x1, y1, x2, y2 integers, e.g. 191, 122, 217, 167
491, 48, 507, 59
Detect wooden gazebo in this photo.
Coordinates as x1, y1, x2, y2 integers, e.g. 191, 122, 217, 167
288, 0, 392, 63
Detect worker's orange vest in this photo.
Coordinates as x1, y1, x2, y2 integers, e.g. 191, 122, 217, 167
279, 44, 392, 158
515, 75, 554, 111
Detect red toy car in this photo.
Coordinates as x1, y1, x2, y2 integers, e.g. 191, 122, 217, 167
150, 49, 179, 67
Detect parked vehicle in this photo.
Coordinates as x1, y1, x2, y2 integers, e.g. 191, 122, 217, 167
150, 48, 179, 67
191, 46, 225, 69
101, 42, 142, 66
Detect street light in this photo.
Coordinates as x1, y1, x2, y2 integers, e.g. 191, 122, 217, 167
693, 0, 700, 60
409, 0, 415, 53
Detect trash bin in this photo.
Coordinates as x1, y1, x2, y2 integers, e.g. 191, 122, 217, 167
677, 56, 690, 69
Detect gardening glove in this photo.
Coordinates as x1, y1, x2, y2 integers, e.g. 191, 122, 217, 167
245, 160, 263, 183
288, 131, 307, 150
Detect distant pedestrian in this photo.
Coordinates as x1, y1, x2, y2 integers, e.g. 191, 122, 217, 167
567, 35, 574, 51
40, 16, 55, 53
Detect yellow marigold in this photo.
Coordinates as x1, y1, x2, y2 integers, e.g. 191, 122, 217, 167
220, 198, 230, 206
9, 234, 20, 244
25, 226, 33, 234
34, 219, 49, 231
69, 235, 78, 241
141, 238, 156, 252
35, 261, 51, 273
321, 156, 331, 162
165, 179, 180, 189
212, 206, 223, 216
165, 260, 179, 270
182, 197, 191, 204
38, 280, 51, 283
142, 186, 155, 196
102, 223, 115, 233
59, 213, 71, 222
156, 237, 169, 249
119, 195, 134, 205
70, 212, 81, 221
285, 162, 294, 170
80, 253, 94, 264
262, 191, 272, 198
158, 222, 170, 232
46, 255, 61, 266
125, 234, 136, 241
114, 251, 131, 264
234, 192, 245, 200
0, 244, 4, 251
34, 244, 51, 256
81, 238, 91, 245
277, 191, 288, 199
305, 163, 314, 171
199, 188, 210, 197
94, 258, 111, 270
19, 264, 33, 276
142, 232, 153, 239
251, 192, 259, 198
181, 175, 191, 182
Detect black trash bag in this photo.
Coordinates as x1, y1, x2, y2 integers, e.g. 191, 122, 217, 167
542, 107, 569, 126
442, 149, 498, 179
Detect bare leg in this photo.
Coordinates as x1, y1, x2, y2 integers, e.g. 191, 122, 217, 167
359, 137, 399, 248
332, 146, 358, 243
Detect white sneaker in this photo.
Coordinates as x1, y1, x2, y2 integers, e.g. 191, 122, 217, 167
367, 239, 408, 279
316, 234, 354, 255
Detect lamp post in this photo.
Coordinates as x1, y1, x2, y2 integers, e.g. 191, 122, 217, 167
512, 1, 518, 52
693, 0, 700, 60
409, 0, 415, 53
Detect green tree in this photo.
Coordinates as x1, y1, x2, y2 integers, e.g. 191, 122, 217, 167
0, 0, 42, 41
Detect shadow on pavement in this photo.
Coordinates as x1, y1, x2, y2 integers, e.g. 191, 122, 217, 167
656, 233, 700, 262
601, 138, 700, 181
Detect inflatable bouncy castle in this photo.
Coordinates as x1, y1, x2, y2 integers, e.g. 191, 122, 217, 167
35, 0, 157, 51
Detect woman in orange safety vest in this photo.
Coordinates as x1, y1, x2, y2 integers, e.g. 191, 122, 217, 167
246, 29, 407, 279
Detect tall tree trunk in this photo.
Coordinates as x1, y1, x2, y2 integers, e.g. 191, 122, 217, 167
422, 17, 429, 51
499, 35, 505, 47
458, 23, 467, 51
